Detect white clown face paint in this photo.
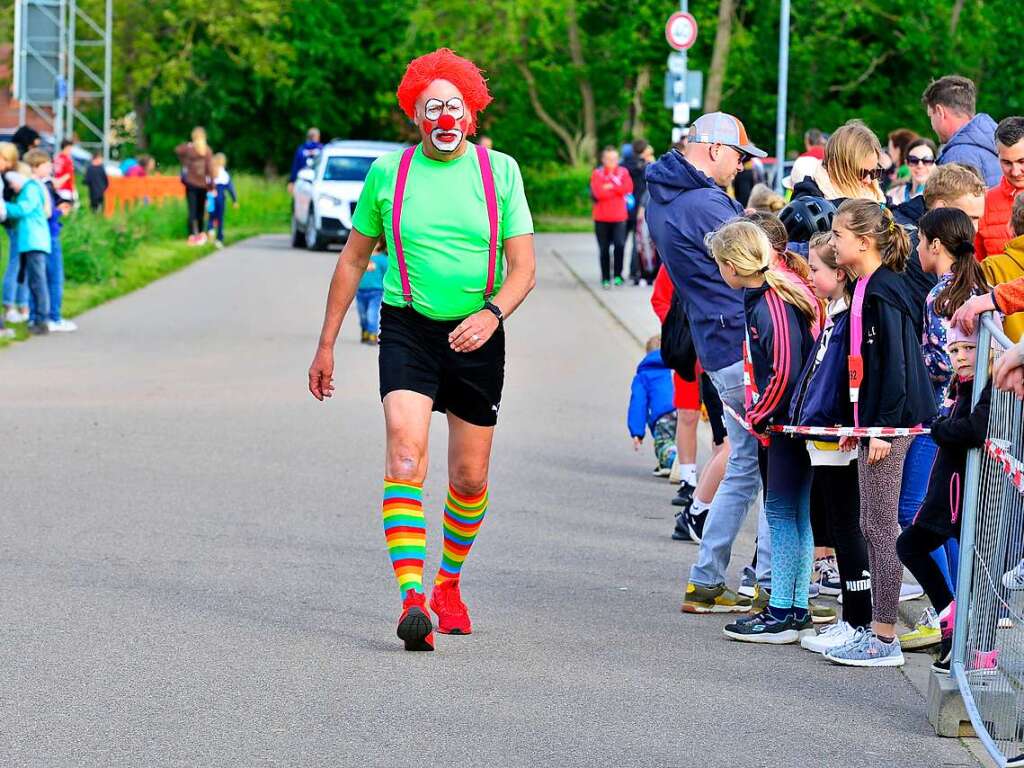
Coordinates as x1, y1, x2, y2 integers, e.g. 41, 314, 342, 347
416, 80, 471, 157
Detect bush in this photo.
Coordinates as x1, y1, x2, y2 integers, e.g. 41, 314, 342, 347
61, 174, 289, 284
521, 164, 593, 218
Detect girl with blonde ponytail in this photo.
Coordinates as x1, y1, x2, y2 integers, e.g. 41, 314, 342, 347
824, 199, 936, 668
709, 219, 818, 645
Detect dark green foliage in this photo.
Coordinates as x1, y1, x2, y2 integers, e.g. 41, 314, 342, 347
60, 0, 1024, 180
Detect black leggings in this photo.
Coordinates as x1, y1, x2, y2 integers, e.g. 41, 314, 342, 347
594, 220, 626, 282
814, 464, 872, 627
699, 372, 727, 446
897, 524, 955, 614
185, 184, 207, 236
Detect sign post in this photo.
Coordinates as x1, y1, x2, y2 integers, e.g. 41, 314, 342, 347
665, 3, 699, 145
773, 0, 791, 193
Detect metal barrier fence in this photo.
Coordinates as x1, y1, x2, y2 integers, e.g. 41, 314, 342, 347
953, 312, 1024, 766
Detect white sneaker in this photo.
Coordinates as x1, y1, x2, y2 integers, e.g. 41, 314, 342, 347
899, 582, 925, 602
1002, 559, 1024, 590
47, 319, 77, 333
214, 240, 224, 249
0, 327, 14, 339
801, 620, 858, 654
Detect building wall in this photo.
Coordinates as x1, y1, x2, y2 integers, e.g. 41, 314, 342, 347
0, 43, 53, 133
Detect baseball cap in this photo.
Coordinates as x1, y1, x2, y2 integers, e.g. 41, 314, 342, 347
687, 112, 767, 159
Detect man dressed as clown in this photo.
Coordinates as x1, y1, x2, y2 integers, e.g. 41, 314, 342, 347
308, 48, 536, 651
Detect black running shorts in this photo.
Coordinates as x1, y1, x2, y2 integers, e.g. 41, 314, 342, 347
378, 303, 505, 427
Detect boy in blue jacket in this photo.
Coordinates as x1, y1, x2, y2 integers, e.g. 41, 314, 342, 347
357, 236, 388, 344
628, 336, 677, 476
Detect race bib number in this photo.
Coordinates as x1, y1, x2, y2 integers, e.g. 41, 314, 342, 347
848, 354, 864, 403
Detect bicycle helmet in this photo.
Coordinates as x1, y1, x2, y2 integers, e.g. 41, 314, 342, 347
780, 196, 837, 243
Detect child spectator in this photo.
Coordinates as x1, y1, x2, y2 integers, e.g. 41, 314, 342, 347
1, 141, 27, 325
746, 183, 786, 213
3, 153, 53, 335
357, 237, 388, 345
84, 154, 108, 213
897, 324, 991, 674
898, 207, 991, 649
206, 152, 237, 249
627, 336, 678, 477
825, 199, 935, 668
52, 139, 76, 204
793, 232, 872, 653
35, 157, 76, 332
711, 220, 818, 645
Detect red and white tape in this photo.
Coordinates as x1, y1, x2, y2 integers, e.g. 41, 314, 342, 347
769, 424, 931, 438
984, 439, 1024, 494
723, 404, 930, 439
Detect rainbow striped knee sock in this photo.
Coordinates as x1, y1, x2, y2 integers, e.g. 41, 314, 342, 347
382, 478, 426, 597
435, 485, 488, 585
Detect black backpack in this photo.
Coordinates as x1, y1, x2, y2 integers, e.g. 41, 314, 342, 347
660, 294, 697, 381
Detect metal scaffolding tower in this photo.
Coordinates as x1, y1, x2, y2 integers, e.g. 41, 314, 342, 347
12, 0, 112, 161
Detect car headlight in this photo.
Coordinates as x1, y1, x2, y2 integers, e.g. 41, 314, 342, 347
318, 193, 343, 208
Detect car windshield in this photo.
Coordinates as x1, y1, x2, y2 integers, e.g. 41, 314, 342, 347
323, 155, 374, 182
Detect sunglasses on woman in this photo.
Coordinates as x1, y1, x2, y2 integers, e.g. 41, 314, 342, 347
860, 167, 885, 181
907, 156, 935, 166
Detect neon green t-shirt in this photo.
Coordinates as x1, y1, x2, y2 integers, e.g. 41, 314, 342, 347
351, 143, 534, 321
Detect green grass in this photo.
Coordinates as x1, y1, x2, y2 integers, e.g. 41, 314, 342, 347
0, 174, 288, 347
534, 215, 592, 233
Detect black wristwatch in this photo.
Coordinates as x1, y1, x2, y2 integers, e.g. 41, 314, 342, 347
483, 300, 504, 324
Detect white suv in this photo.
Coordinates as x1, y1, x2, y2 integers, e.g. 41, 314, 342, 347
291, 140, 405, 250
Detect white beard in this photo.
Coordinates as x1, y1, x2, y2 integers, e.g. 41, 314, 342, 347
430, 128, 464, 153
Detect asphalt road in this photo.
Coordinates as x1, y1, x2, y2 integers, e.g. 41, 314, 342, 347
0, 234, 978, 767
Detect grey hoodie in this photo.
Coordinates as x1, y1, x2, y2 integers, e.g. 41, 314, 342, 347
937, 113, 1001, 187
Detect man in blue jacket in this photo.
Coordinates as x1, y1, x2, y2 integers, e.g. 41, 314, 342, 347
288, 127, 324, 194
646, 112, 770, 614
923, 75, 1001, 187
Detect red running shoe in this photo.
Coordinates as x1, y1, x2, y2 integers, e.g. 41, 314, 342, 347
430, 579, 473, 635
396, 590, 435, 651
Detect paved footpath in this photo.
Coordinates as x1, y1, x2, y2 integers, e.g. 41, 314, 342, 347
0, 234, 980, 767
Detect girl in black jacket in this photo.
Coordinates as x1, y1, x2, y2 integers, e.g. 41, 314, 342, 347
827, 199, 937, 668
897, 325, 991, 673
709, 220, 818, 645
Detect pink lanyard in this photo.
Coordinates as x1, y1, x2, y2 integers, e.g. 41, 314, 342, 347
390, 143, 499, 306
848, 273, 872, 427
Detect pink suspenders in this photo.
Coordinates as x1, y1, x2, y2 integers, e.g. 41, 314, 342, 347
848, 274, 871, 427
390, 143, 499, 307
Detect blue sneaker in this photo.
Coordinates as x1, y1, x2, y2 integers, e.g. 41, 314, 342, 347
825, 630, 905, 667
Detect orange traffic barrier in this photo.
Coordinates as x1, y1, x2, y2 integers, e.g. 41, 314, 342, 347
104, 175, 186, 217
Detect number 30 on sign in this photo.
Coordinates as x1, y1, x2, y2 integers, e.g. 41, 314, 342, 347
665, 12, 698, 51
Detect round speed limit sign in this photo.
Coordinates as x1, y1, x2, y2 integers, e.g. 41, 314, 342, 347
665, 12, 698, 51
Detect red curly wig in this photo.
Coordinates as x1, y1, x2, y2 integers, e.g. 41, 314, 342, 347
397, 48, 492, 135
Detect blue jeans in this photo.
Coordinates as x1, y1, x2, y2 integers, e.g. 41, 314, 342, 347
898, 434, 955, 592
44, 234, 63, 322
690, 359, 772, 589
21, 251, 49, 325
3, 228, 28, 307
765, 435, 814, 610
356, 289, 383, 335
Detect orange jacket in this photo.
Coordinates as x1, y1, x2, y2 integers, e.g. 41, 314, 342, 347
976, 177, 1020, 261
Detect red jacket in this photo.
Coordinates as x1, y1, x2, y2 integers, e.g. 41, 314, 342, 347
590, 165, 632, 223
53, 151, 75, 195
651, 264, 673, 323
976, 177, 1020, 261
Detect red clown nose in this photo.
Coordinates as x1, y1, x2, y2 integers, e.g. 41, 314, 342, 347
437, 113, 457, 130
